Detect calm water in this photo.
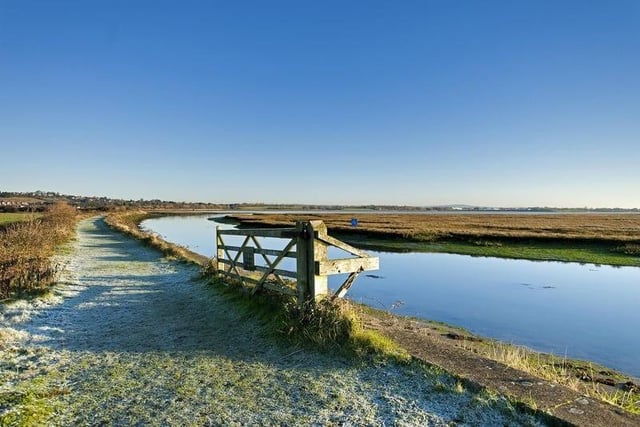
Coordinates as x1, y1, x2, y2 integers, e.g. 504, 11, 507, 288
142, 215, 640, 377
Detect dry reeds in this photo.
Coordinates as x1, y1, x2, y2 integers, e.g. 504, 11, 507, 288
0, 203, 78, 299
488, 342, 640, 414
228, 213, 640, 243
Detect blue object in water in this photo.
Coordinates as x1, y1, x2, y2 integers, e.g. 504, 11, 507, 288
351, 218, 358, 227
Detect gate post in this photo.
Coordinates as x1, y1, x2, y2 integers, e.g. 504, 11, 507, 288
296, 220, 329, 308
296, 221, 310, 307
309, 220, 328, 299
215, 225, 224, 276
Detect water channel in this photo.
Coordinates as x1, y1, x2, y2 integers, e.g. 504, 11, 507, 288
141, 214, 640, 377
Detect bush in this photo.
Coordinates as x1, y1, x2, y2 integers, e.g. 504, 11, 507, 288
0, 203, 78, 299
282, 298, 354, 350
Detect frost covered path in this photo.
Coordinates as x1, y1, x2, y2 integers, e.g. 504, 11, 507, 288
1, 218, 544, 426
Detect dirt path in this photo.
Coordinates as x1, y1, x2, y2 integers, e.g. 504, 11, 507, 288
1, 218, 545, 426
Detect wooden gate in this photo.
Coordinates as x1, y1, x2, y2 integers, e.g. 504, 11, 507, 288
213, 220, 379, 306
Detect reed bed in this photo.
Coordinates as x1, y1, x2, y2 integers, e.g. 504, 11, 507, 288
0, 203, 77, 300
227, 213, 640, 244
487, 342, 640, 415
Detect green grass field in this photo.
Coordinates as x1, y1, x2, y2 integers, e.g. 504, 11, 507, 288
0, 212, 42, 226
338, 234, 640, 267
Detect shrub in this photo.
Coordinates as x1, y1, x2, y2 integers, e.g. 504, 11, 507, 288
0, 203, 78, 299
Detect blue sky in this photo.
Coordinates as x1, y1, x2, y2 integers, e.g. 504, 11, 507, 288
1, 0, 638, 207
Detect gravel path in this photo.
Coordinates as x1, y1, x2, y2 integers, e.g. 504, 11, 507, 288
1, 218, 545, 426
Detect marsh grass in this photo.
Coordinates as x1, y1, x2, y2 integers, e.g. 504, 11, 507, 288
590, 387, 640, 414
228, 213, 640, 243
228, 213, 640, 266
486, 342, 640, 415
0, 203, 77, 300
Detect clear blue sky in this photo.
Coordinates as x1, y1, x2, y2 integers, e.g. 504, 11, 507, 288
1, 0, 638, 207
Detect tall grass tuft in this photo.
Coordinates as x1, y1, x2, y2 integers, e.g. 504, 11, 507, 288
488, 342, 640, 414
282, 298, 354, 350
281, 297, 410, 361
0, 202, 78, 300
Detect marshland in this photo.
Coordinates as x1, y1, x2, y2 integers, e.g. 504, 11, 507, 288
2, 0, 640, 424
225, 212, 640, 266
1, 206, 639, 425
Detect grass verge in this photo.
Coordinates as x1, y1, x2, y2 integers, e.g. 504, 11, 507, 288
485, 342, 640, 415
205, 276, 411, 364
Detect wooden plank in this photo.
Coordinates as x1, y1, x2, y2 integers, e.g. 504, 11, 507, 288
256, 247, 297, 258
218, 228, 297, 238
250, 236, 288, 289
310, 221, 328, 298
316, 257, 379, 275
217, 269, 260, 285
231, 236, 251, 265
242, 247, 255, 271
253, 238, 298, 295
253, 264, 297, 279
296, 221, 310, 307
316, 234, 370, 258
220, 235, 250, 288
215, 226, 224, 274
219, 245, 296, 258
216, 226, 225, 262
263, 282, 297, 296
218, 244, 243, 252
219, 265, 294, 294
220, 258, 287, 275
332, 271, 360, 299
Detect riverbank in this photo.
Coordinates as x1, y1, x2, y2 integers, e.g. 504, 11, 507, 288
112, 210, 640, 423
224, 213, 640, 266
0, 217, 549, 425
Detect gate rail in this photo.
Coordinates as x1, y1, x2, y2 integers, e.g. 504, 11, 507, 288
214, 220, 379, 306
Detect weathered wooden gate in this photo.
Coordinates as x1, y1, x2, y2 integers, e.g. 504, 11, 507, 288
213, 220, 379, 306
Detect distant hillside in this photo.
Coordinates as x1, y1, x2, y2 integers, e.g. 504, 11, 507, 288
1, 191, 637, 213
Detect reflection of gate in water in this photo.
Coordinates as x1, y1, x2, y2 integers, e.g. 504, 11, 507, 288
214, 220, 379, 307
